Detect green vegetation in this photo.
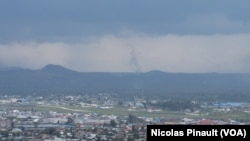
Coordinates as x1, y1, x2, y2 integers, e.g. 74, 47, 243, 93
1, 104, 250, 121
205, 110, 250, 120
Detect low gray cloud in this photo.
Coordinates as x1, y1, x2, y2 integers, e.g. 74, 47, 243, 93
1, 34, 250, 73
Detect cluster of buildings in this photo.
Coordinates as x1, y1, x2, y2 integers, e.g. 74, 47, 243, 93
0, 94, 250, 140
0, 108, 148, 141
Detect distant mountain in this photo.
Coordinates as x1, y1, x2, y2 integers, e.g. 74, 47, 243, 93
1, 64, 250, 101
41, 64, 77, 73
0, 66, 27, 71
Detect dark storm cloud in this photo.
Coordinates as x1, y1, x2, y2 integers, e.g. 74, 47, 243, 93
1, 0, 250, 42
1, 1, 250, 73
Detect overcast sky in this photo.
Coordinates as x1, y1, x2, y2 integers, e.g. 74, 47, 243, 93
1, 0, 250, 73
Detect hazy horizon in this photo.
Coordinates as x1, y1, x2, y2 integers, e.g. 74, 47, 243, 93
1, 1, 250, 73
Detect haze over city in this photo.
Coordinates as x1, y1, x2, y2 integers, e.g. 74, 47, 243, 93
1, 1, 250, 141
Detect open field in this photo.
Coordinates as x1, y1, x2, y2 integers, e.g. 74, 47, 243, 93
1, 104, 250, 121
